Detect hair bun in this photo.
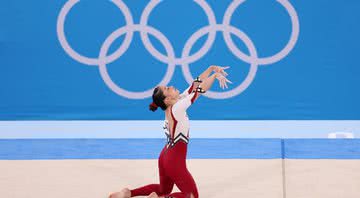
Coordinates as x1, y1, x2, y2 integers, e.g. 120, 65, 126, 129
149, 102, 158, 112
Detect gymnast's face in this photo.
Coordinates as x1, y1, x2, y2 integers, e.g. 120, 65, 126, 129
160, 86, 180, 105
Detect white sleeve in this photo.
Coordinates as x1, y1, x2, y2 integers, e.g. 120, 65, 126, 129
179, 82, 195, 98
172, 91, 199, 118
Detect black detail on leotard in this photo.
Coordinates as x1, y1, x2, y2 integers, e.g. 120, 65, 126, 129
168, 133, 189, 148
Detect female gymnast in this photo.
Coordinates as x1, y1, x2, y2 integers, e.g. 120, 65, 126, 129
109, 65, 231, 198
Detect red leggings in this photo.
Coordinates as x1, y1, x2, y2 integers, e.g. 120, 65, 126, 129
130, 142, 198, 198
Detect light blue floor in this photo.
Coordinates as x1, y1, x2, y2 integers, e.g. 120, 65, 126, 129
1, 139, 359, 160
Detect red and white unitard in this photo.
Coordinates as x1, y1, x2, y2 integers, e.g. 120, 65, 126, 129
130, 83, 200, 198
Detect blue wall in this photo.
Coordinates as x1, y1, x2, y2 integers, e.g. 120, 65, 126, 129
1, 0, 359, 120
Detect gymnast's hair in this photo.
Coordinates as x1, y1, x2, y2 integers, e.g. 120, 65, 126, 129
149, 87, 167, 112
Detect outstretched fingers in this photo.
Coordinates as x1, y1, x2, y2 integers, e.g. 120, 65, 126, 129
213, 65, 230, 76
216, 74, 232, 90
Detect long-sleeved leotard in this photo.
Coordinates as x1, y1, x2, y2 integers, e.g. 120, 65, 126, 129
130, 82, 200, 198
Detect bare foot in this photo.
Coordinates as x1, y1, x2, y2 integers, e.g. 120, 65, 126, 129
147, 192, 159, 198
109, 188, 131, 198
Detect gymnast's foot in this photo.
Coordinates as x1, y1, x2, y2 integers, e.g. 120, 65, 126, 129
109, 188, 131, 198
147, 192, 159, 198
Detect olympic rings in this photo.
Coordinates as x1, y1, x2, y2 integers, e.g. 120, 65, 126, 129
57, 0, 300, 99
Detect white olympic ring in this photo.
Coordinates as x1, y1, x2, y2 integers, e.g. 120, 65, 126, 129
140, 0, 217, 65
223, 0, 300, 65
99, 25, 176, 99
57, 0, 134, 66
56, 0, 300, 99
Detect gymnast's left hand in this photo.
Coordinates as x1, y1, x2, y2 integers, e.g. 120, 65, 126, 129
215, 73, 232, 89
